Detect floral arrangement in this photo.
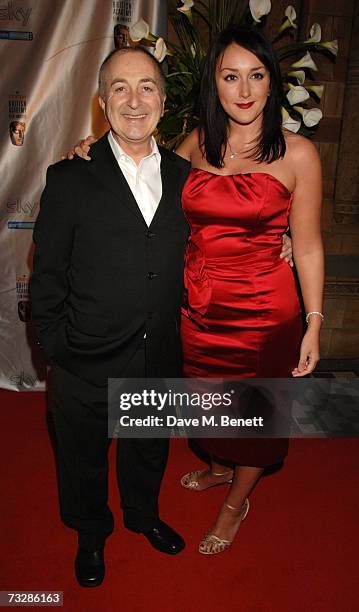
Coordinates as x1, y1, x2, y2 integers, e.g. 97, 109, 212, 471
128, 0, 338, 149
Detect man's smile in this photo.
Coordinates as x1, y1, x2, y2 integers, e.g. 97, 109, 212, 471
122, 114, 147, 120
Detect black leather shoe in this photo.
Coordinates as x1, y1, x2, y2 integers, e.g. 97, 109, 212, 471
74, 548, 105, 587
141, 521, 185, 555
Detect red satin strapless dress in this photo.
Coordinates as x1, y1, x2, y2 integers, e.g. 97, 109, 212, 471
181, 169, 303, 466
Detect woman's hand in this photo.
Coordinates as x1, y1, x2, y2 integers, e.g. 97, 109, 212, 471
280, 234, 293, 267
61, 135, 96, 161
292, 327, 320, 377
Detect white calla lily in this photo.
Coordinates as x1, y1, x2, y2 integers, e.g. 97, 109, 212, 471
293, 106, 323, 127
285, 5, 297, 27
129, 18, 150, 42
291, 52, 318, 71
287, 70, 306, 84
249, 0, 271, 23
305, 23, 321, 43
281, 107, 301, 133
286, 84, 310, 105
320, 39, 339, 56
177, 0, 194, 13
306, 84, 324, 99
278, 5, 297, 33
153, 37, 167, 63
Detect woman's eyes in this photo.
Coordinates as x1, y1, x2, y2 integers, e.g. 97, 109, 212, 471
224, 73, 265, 81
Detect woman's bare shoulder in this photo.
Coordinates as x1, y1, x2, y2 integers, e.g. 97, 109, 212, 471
175, 128, 201, 161
283, 128, 319, 162
282, 129, 321, 186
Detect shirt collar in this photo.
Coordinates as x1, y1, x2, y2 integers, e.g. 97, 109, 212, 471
108, 130, 161, 167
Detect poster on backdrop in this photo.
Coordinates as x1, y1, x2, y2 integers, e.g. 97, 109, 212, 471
0, 0, 167, 391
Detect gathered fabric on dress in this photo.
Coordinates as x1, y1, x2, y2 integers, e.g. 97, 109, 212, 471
181, 169, 303, 466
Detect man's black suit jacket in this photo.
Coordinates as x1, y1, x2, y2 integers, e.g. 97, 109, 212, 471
31, 133, 190, 385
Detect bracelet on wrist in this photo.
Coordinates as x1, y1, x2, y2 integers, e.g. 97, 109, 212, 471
305, 311, 324, 324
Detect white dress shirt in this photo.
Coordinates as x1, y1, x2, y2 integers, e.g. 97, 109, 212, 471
108, 131, 162, 227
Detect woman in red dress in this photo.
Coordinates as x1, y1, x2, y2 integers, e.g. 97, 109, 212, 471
176, 25, 324, 554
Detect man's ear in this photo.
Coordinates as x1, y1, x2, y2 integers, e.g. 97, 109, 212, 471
98, 96, 105, 113
161, 95, 166, 117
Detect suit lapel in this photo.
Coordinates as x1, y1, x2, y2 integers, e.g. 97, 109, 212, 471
86, 133, 146, 225
150, 147, 181, 227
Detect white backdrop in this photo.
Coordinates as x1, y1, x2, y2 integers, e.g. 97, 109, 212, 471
0, 0, 167, 390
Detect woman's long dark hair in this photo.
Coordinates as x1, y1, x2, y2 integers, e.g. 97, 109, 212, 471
199, 25, 286, 168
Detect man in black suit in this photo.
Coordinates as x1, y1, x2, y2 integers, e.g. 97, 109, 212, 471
31, 47, 190, 587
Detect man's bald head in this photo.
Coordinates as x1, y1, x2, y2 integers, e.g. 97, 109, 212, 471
98, 47, 166, 100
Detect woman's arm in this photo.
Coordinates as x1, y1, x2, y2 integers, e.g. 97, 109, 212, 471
289, 136, 324, 376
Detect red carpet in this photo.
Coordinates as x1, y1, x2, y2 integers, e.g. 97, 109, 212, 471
1, 390, 358, 611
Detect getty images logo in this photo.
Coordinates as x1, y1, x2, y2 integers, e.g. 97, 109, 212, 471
0, 1, 32, 27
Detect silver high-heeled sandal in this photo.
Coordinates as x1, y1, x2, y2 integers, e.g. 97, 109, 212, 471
198, 498, 250, 555
180, 469, 233, 491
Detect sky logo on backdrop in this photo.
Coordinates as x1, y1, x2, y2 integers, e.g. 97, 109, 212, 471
0, 1, 32, 27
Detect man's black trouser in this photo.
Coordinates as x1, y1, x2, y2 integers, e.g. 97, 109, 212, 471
50, 342, 169, 551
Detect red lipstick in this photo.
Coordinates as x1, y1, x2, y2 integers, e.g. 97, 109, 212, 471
236, 102, 255, 109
